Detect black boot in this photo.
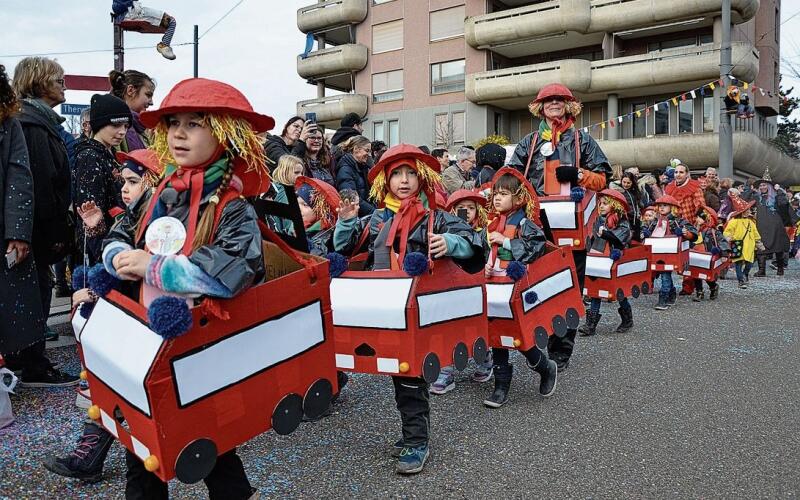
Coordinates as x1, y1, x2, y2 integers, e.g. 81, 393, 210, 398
524, 348, 557, 397
483, 364, 512, 408
709, 281, 719, 300
755, 255, 767, 276
615, 304, 634, 333
777, 259, 785, 276
667, 287, 677, 306
654, 291, 669, 310
693, 289, 704, 302
578, 310, 601, 336
548, 329, 576, 373
42, 422, 114, 483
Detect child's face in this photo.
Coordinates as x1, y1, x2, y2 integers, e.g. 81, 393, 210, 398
695, 215, 705, 227
453, 200, 478, 225
120, 167, 145, 206
599, 197, 611, 215
167, 113, 221, 166
288, 162, 304, 185
94, 122, 129, 148
388, 166, 419, 200
298, 197, 317, 226
493, 188, 516, 213
657, 204, 672, 215
643, 211, 655, 223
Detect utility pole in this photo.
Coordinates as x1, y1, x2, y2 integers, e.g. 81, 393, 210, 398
193, 25, 199, 78
718, 0, 733, 178
114, 23, 125, 72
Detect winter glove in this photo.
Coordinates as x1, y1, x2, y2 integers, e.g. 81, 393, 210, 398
555, 166, 579, 184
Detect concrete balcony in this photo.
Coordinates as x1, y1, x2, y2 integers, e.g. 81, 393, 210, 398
466, 0, 759, 57
297, 0, 368, 45
297, 44, 368, 92
466, 42, 759, 108
296, 94, 369, 128
597, 132, 800, 185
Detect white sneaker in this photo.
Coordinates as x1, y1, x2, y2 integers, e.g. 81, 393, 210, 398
157, 43, 176, 60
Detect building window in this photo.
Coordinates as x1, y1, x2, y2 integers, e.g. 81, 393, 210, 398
648, 34, 711, 53
372, 70, 403, 103
431, 59, 465, 95
373, 121, 385, 142
654, 103, 669, 135
373, 0, 395, 4
702, 96, 714, 132
430, 6, 465, 41
493, 112, 503, 136
388, 120, 400, 146
434, 114, 449, 147
434, 112, 466, 146
631, 102, 647, 138
699, 34, 713, 46
452, 111, 465, 144
678, 99, 693, 134
373, 20, 403, 54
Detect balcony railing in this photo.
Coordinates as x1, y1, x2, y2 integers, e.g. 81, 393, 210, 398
297, 0, 368, 34
296, 94, 369, 126
297, 44, 368, 88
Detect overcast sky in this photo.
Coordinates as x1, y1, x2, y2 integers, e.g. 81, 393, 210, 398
1, 1, 799, 129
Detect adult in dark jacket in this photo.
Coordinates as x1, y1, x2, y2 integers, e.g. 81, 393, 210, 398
335, 135, 375, 216
330, 112, 364, 147
475, 142, 506, 186
746, 175, 791, 276
264, 116, 315, 171
4, 60, 76, 386
73, 94, 131, 265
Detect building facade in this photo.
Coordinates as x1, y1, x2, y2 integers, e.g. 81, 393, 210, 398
296, 0, 799, 183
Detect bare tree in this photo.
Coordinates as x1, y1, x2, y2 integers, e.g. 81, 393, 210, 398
434, 115, 454, 149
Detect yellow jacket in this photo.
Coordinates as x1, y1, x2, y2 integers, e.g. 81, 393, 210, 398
723, 218, 761, 263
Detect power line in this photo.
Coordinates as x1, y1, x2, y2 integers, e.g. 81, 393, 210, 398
199, 0, 246, 39
0, 42, 193, 59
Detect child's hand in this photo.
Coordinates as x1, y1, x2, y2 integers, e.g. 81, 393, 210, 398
72, 288, 95, 305
598, 225, 606, 235
336, 198, 358, 221
114, 249, 151, 280
429, 233, 448, 258
488, 231, 506, 246
77, 201, 103, 229
484, 262, 493, 278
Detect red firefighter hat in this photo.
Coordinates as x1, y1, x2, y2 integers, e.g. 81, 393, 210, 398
445, 189, 487, 212
654, 194, 680, 208
599, 188, 629, 213
489, 167, 541, 225
140, 78, 275, 132
295, 176, 341, 229
115, 149, 164, 178
533, 83, 577, 103
368, 144, 442, 208
698, 205, 719, 226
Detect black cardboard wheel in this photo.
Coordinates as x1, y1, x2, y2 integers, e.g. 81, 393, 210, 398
422, 353, 441, 384
642, 282, 650, 294
303, 378, 333, 420
472, 337, 488, 365
565, 308, 580, 330
631, 285, 641, 298
271, 393, 303, 436
552, 315, 567, 338
453, 342, 469, 371
534, 326, 549, 349
616, 288, 625, 301
175, 439, 217, 484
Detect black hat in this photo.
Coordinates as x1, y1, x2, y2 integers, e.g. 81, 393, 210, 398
477, 143, 506, 169
90, 93, 132, 134
340, 112, 365, 128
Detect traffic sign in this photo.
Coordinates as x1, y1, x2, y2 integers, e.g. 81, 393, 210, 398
61, 103, 89, 116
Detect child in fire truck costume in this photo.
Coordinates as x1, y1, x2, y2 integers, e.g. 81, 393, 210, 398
333, 144, 485, 474
295, 175, 341, 257
483, 167, 558, 408
642, 195, 698, 311
579, 189, 634, 336
691, 206, 730, 301
507, 83, 611, 372
100, 78, 272, 498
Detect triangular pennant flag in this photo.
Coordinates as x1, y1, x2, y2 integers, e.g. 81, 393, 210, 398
700, 87, 706, 96
600, 122, 606, 129
718, 78, 724, 86
743, 82, 749, 89
759, 88, 765, 96
582, 127, 588, 133
618, 116, 623, 123
635, 110, 642, 118
709, 82, 716, 90
645, 106, 651, 116
609, 119, 616, 128
690, 90, 696, 99
671, 97, 678, 106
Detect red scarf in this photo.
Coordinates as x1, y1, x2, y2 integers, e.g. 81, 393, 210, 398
386, 196, 427, 268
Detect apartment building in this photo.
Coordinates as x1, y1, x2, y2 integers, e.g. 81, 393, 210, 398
296, 0, 799, 183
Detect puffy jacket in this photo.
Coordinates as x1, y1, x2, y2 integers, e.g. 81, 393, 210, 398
335, 153, 375, 216
586, 216, 631, 254
264, 134, 306, 172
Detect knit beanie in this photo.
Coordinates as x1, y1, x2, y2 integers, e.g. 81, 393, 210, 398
90, 93, 132, 134
296, 184, 313, 206
476, 143, 506, 169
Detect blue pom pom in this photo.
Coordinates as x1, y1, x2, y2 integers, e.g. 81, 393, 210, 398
642, 229, 651, 238
506, 261, 526, 282
570, 187, 585, 203
71, 265, 87, 291
711, 246, 721, 256
610, 248, 622, 261
524, 290, 538, 305
88, 264, 118, 297
403, 252, 429, 277
672, 226, 684, 237
326, 252, 348, 278
148, 296, 193, 339
79, 301, 95, 319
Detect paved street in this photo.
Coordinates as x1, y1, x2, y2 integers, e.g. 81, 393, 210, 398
1, 266, 798, 499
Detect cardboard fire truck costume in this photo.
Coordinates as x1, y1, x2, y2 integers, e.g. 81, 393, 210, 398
484, 168, 584, 352
642, 195, 691, 273
683, 207, 730, 282
72, 78, 338, 484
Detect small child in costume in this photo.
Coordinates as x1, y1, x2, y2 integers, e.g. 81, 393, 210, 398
642, 205, 657, 226
691, 206, 729, 301
101, 78, 272, 498
430, 189, 493, 395
642, 195, 698, 310
483, 167, 557, 409
333, 144, 485, 475
295, 176, 340, 257
579, 189, 634, 336
723, 197, 762, 289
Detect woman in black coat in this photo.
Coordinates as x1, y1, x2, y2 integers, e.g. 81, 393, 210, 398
264, 116, 317, 171
335, 135, 375, 216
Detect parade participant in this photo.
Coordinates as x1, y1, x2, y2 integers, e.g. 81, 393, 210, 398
746, 171, 791, 277
295, 175, 341, 257
508, 83, 611, 372
44, 149, 164, 484
100, 77, 271, 498
108, 69, 155, 152
430, 189, 492, 394
333, 144, 484, 475
643, 195, 698, 310
579, 189, 633, 336
691, 206, 729, 301
483, 168, 556, 408
642, 205, 657, 226
112, 1, 178, 60
724, 197, 762, 289
664, 161, 705, 296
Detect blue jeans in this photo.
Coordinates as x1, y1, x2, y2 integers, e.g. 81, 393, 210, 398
734, 261, 752, 281
659, 272, 674, 294
589, 297, 630, 314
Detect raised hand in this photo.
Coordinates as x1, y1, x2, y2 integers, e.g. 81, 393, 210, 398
77, 201, 104, 230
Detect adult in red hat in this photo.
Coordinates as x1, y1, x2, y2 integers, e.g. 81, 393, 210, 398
508, 82, 613, 371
